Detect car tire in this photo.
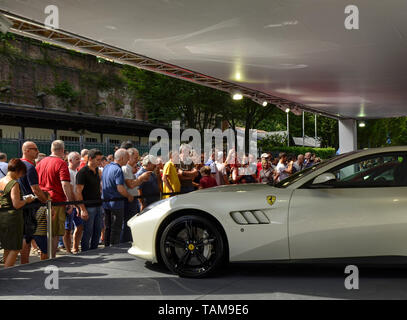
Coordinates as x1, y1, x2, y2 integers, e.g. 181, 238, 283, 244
159, 215, 225, 278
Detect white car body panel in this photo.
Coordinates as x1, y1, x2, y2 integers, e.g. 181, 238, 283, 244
128, 184, 292, 262
128, 146, 407, 264
128, 201, 170, 261
289, 187, 407, 259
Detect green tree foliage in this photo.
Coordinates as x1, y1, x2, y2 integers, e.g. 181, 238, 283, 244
316, 116, 338, 148
358, 117, 407, 148
219, 98, 278, 152
46, 80, 80, 111
257, 133, 287, 148
257, 109, 339, 149
122, 66, 230, 132
122, 65, 341, 150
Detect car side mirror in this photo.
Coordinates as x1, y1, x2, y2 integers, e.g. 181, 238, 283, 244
312, 173, 336, 185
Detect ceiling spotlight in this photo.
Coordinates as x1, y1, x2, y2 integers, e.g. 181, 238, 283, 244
262, 101, 268, 107
359, 121, 366, 128
232, 93, 243, 100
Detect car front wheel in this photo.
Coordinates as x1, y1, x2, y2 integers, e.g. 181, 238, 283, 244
159, 215, 225, 278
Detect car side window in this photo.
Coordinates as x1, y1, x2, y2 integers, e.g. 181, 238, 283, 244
327, 153, 407, 188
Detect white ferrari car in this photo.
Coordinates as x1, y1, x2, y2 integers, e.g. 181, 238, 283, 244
128, 146, 407, 278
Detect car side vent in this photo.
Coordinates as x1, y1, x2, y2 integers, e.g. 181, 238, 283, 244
230, 210, 270, 225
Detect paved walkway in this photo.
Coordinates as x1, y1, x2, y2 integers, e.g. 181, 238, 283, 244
0, 246, 73, 266
1, 244, 407, 300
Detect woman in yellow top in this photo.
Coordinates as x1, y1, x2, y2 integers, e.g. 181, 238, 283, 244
162, 151, 181, 199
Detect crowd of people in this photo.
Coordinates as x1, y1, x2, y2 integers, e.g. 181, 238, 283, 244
0, 140, 321, 268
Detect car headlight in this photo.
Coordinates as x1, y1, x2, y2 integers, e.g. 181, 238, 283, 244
137, 197, 172, 216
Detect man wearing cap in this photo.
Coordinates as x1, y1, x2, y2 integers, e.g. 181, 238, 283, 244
136, 155, 161, 211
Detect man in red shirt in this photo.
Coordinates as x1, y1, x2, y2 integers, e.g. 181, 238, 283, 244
36, 140, 75, 257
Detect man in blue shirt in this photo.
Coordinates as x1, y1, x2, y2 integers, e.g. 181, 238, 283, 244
102, 148, 134, 246
18, 142, 48, 264
205, 150, 218, 178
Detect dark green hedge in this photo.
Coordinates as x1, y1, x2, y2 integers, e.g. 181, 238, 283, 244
262, 146, 336, 160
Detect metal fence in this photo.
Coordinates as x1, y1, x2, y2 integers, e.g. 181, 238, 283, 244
0, 137, 152, 158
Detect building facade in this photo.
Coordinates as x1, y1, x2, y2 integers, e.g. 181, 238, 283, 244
0, 34, 166, 157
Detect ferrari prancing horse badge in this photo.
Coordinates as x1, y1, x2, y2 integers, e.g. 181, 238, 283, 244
267, 196, 276, 206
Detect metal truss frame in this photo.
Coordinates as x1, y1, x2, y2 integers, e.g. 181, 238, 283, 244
1, 10, 342, 120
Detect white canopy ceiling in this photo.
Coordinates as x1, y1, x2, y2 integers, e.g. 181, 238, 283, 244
1, 0, 407, 119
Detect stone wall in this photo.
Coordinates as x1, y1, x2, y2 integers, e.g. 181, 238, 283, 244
0, 34, 147, 121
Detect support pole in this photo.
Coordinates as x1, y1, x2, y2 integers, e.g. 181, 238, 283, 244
287, 112, 290, 147
47, 200, 52, 259
315, 114, 318, 147
338, 119, 357, 154
302, 111, 305, 147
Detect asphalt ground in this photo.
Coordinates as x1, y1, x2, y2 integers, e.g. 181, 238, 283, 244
1, 243, 407, 300
0, 245, 76, 265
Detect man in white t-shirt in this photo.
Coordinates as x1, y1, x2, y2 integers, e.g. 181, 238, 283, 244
121, 148, 151, 243
215, 151, 229, 186
68, 152, 80, 191
275, 152, 293, 183
64, 151, 82, 253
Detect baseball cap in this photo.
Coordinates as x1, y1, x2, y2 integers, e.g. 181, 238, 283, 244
261, 153, 270, 158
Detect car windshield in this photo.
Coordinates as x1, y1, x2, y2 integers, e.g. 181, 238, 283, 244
274, 151, 358, 188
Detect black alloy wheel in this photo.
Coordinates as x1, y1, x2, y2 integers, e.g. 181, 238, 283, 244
159, 215, 225, 278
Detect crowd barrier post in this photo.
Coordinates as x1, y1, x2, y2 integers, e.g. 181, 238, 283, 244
46, 200, 52, 259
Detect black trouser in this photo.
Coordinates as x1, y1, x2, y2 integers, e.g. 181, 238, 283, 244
120, 199, 139, 243
104, 208, 124, 247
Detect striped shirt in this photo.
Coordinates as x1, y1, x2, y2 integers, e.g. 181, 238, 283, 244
34, 206, 48, 236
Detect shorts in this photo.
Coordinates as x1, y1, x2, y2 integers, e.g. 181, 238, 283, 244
65, 208, 83, 230
33, 235, 47, 254
52, 206, 66, 237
